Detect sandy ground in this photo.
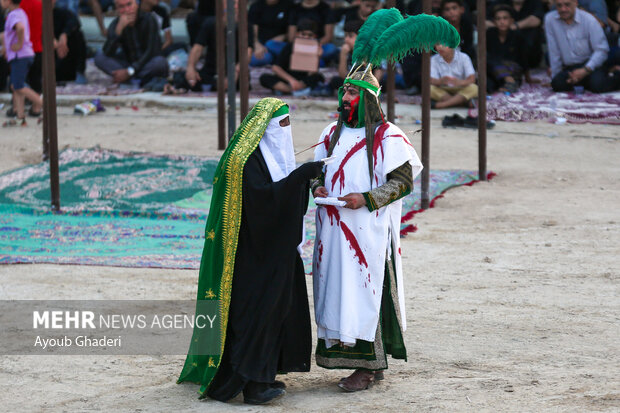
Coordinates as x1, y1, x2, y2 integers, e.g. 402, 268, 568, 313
0, 102, 619, 412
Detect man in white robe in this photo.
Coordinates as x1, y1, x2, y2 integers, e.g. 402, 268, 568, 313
311, 69, 423, 392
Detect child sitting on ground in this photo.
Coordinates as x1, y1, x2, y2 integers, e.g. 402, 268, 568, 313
259, 18, 325, 96
486, 4, 527, 93
430, 43, 478, 109
1, 0, 42, 126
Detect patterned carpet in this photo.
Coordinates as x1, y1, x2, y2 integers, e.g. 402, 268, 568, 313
0, 148, 492, 270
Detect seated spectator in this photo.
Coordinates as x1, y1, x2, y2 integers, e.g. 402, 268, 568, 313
168, 15, 253, 92
249, 0, 294, 67
430, 44, 478, 109
186, 0, 214, 45
489, 0, 545, 71
53, 0, 87, 84
440, 0, 476, 63
545, 0, 611, 92
95, 0, 169, 86
487, 4, 528, 92
260, 19, 325, 95
288, 0, 337, 66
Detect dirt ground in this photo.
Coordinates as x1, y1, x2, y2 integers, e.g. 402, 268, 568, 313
0, 102, 618, 412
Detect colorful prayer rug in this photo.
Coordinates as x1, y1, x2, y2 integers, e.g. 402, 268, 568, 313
484, 83, 620, 125
0, 148, 491, 270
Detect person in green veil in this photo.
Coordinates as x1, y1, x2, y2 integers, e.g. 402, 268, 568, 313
178, 97, 323, 404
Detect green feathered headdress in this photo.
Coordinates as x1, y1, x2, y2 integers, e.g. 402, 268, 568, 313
352, 8, 404, 66
347, 10, 461, 82
370, 14, 460, 66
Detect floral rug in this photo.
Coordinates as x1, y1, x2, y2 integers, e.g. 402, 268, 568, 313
0, 148, 492, 270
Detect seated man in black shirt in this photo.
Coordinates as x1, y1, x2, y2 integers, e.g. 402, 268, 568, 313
260, 19, 325, 95
53, 2, 87, 84
171, 15, 253, 92
250, 0, 294, 66
94, 0, 169, 85
486, 4, 528, 92
487, 0, 545, 72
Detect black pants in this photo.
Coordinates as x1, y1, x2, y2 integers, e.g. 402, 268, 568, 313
56, 31, 87, 82
27, 52, 42, 93
259, 73, 324, 90
0, 57, 8, 91
551, 63, 612, 93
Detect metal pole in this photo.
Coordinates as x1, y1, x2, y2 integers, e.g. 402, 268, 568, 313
216, 0, 226, 149
238, 0, 249, 120
42, 0, 60, 210
386, 0, 396, 122
476, 0, 487, 181
226, 0, 237, 139
420, 0, 431, 209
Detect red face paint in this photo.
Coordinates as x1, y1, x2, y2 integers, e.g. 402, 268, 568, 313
346, 96, 360, 125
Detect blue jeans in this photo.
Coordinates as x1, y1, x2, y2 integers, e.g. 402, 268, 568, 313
320, 43, 338, 68
250, 40, 287, 67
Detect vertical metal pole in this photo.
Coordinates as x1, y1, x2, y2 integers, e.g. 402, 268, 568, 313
226, 0, 237, 139
386, 0, 396, 122
238, 0, 249, 120
477, 0, 487, 181
216, 0, 226, 149
42, 0, 60, 210
420, 0, 431, 209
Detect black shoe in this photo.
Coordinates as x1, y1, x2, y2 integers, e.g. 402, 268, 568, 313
6, 107, 16, 117
243, 381, 285, 405
463, 115, 495, 129
271, 380, 286, 389
442, 114, 464, 128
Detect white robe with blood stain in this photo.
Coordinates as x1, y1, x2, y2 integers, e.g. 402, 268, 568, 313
312, 121, 423, 348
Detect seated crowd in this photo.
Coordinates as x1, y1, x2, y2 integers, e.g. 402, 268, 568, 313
2, 0, 620, 121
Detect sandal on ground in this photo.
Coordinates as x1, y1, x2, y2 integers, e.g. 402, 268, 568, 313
337, 369, 377, 392
3, 117, 27, 127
